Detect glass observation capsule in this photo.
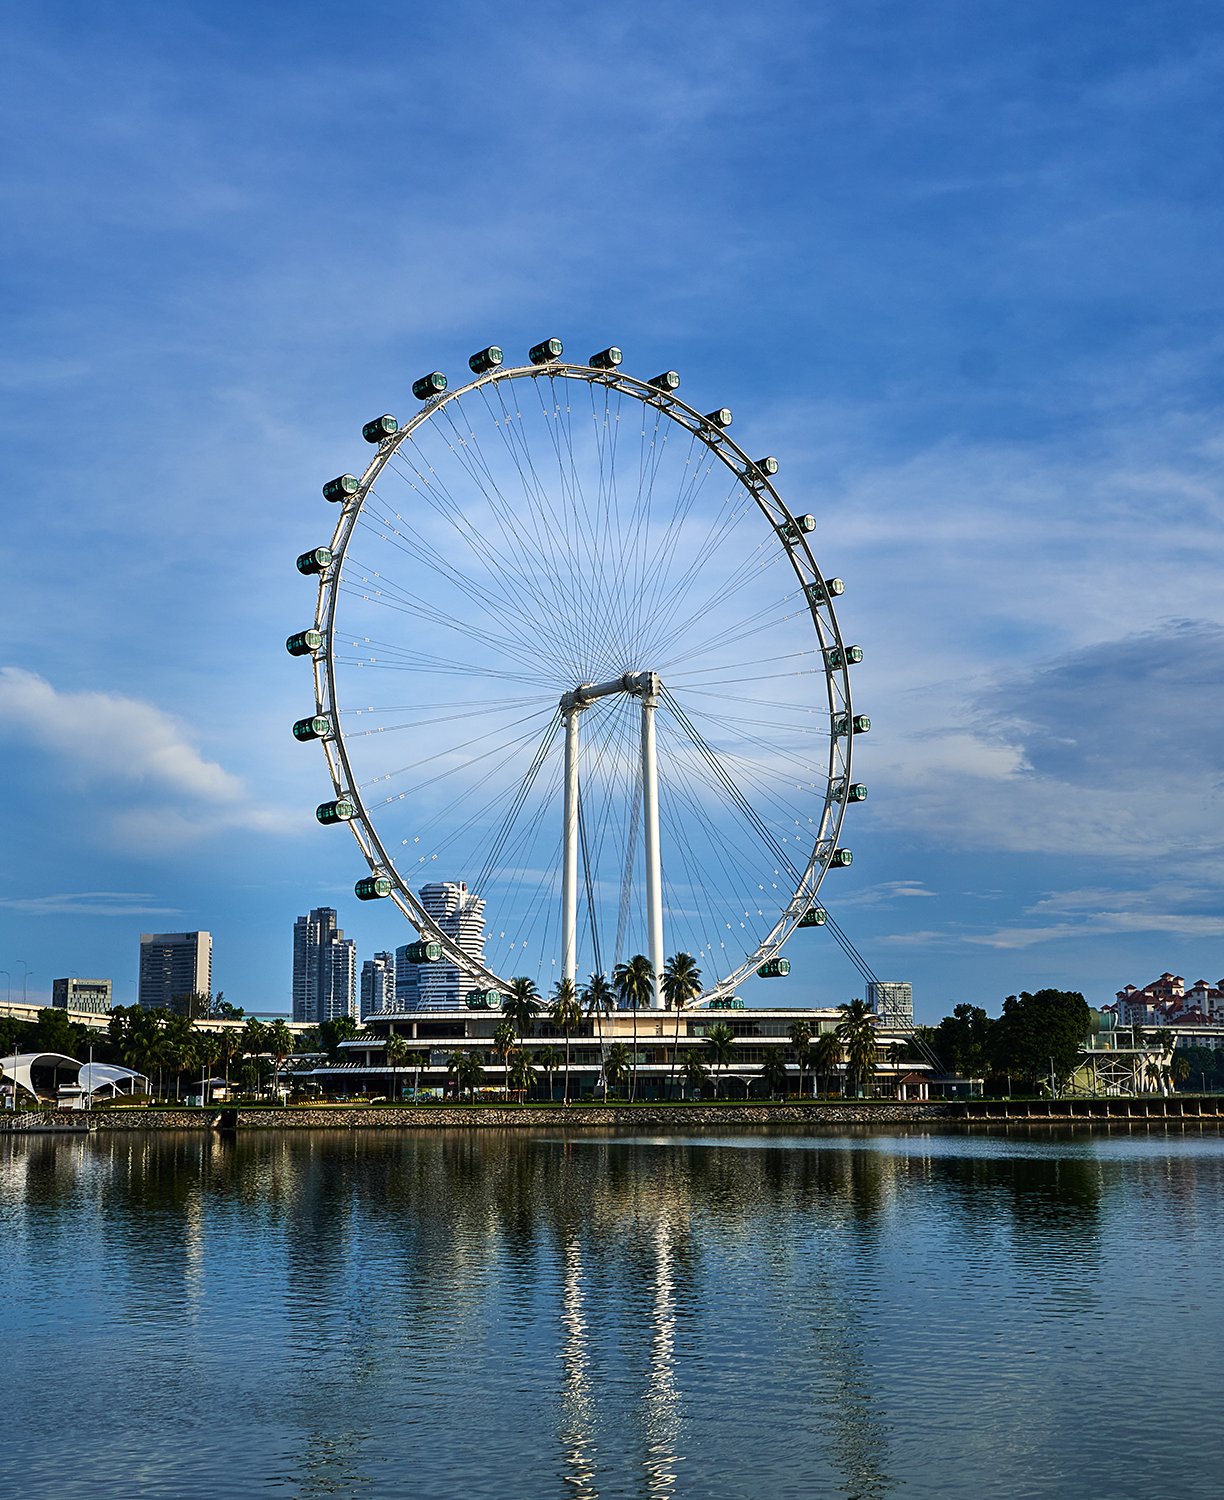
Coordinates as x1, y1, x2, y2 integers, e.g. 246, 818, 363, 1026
797, 907, 827, 928
832, 780, 868, 802
826, 645, 863, 668
781, 514, 817, 539
828, 848, 853, 867
649, 370, 680, 391
296, 547, 332, 575
589, 346, 622, 370
755, 456, 779, 477
355, 876, 392, 900
709, 996, 745, 1008
704, 407, 733, 428
362, 414, 398, 443
323, 474, 359, 503
316, 798, 355, 825
832, 713, 870, 736
293, 715, 330, 741
468, 345, 503, 375
285, 629, 323, 657
529, 338, 563, 365
465, 989, 502, 1009
412, 371, 447, 401
806, 577, 844, 603
407, 941, 442, 963
757, 957, 791, 978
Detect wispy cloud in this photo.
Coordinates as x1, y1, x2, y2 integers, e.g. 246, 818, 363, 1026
0, 892, 180, 917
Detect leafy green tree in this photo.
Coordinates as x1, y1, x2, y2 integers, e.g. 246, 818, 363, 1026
662, 953, 702, 1100
704, 1022, 736, 1099
931, 1004, 993, 1078
836, 1000, 878, 1097
582, 972, 614, 1080
386, 1032, 410, 1100
614, 955, 655, 1101
447, 1049, 484, 1101
549, 978, 583, 1104
319, 1015, 358, 1062
602, 1041, 630, 1099
268, 1020, 294, 1098
680, 1050, 708, 1099
507, 1047, 534, 1101
218, 1026, 240, 1084
988, 990, 1091, 1091
788, 1019, 812, 1098
493, 1019, 517, 1100
406, 1051, 425, 1100
761, 1048, 789, 1099
196, 1032, 221, 1097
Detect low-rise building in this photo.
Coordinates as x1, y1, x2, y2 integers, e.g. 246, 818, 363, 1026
51, 978, 112, 1014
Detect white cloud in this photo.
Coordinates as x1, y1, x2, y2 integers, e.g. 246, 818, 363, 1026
0, 892, 180, 917
0, 668, 298, 848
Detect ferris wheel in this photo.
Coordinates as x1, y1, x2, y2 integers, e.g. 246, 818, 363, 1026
287, 340, 867, 1008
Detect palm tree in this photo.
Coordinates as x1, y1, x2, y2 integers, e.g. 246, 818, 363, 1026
582, 972, 614, 1084
761, 1048, 789, 1100
603, 1041, 631, 1099
812, 1030, 842, 1097
406, 1050, 425, 1101
549, 978, 583, 1104
885, 1040, 907, 1098
196, 1032, 221, 1102
662, 953, 702, 1099
447, 1049, 484, 1102
681, 1050, 708, 1099
503, 977, 542, 1041
788, 1020, 813, 1098
536, 1045, 562, 1102
837, 1000, 878, 1098
507, 1047, 534, 1102
386, 1032, 409, 1101
268, 1019, 294, 1101
1173, 1054, 1191, 1091
492, 1019, 517, 1100
218, 1026, 240, 1087
241, 1018, 269, 1096
613, 955, 654, 1102
704, 1022, 736, 1099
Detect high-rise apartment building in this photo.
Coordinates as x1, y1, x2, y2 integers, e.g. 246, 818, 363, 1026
361, 951, 395, 1019
395, 881, 487, 1011
293, 908, 357, 1024
867, 981, 913, 1026
52, 977, 112, 1014
139, 932, 212, 1014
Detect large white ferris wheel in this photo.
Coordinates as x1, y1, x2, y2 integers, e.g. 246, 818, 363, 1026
288, 340, 869, 1009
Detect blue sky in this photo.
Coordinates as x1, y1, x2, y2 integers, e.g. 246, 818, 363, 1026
2, 0, 1222, 1021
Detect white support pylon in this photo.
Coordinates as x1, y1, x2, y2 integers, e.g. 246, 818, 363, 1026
562, 704, 580, 988
640, 672, 665, 1009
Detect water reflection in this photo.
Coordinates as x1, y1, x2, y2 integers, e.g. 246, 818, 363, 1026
2, 1126, 1222, 1500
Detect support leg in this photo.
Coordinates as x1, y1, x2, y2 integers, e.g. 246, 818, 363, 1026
562, 706, 580, 987
640, 676, 665, 1009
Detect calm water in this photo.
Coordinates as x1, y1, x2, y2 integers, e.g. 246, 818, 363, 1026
3, 1125, 1222, 1499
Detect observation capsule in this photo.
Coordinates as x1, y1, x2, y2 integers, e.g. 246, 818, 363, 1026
529, 337, 563, 365
805, 578, 844, 603
465, 989, 502, 1009
709, 996, 745, 1009
781, 514, 817, 540
797, 907, 827, 928
589, 346, 622, 370
412, 370, 447, 401
826, 645, 863, 668
293, 715, 330, 741
316, 798, 355, 825
296, 547, 332, 575
832, 780, 869, 802
755, 456, 779, 477
355, 876, 392, 901
323, 474, 359, 503
704, 407, 733, 428
469, 345, 503, 375
649, 370, 680, 391
832, 713, 870, 736
285, 629, 323, 657
756, 957, 791, 978
362, 414, 398, 443
407, 941, 442, 963
828, 848, 853, 867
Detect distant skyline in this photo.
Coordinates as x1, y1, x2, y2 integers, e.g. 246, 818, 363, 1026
2, 1, 1223, 1022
